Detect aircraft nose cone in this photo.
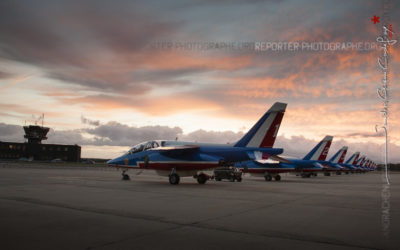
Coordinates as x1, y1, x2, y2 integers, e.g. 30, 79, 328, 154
107, 158, 119, 166
107, 155, 131, 166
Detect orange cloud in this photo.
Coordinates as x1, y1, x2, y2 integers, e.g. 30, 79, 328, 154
141, 50, 253, 71
57, 93, 221, 116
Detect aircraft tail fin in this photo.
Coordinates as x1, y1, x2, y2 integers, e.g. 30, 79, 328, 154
345, 152, 359, 164
356, 155, 366, 166
337, 147, 348, 163
234, 102, 287, 148
302, 136, 333, 161
329, 146, 348, 163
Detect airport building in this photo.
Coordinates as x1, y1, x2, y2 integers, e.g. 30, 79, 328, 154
0, 125, 81, 162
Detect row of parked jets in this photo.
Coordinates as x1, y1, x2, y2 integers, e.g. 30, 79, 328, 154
107, 102, 377, 184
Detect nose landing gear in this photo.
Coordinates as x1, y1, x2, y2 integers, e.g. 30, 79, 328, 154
121, 170, 130, 180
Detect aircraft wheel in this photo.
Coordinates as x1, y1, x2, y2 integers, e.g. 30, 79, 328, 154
264, 175, 272, 181
274, 175, 281, 181
236, 177, 242, 182
121, 170, 130, 180
169, 173, 180, 185
215, 178, 221, 181
345, 171, 349, 174
197, 174, 207, 184
122, 174, 130, 180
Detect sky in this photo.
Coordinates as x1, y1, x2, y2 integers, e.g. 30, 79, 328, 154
0, 0, 399, 162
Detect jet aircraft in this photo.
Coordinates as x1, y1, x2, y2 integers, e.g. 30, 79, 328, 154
107, 102, 287, 184
236, 135, 333, 181
340, 152, 360, 173
355, 156, 367, 173
320, 146, 348, 176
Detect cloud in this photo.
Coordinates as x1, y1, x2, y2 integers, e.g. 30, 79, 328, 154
56, 92, 222, 115
80, 115, 100, 126
0, 123, 24, 142
84, 122, 183, 146
46, 129, 88, 145
1, 0, 399, 161
275, 134, 400, 163
342, 132, 384, 138
1, 121, 398, 162
0, 0, 184, 93
1, 0, 398, 119
0, 103, 63, 119
180, 129, 244, 144
0, 70, 13, 79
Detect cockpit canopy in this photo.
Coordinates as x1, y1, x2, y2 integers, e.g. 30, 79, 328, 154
127, 141, 162, 154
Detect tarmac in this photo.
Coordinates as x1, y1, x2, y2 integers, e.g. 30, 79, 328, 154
0, 162, 399, 250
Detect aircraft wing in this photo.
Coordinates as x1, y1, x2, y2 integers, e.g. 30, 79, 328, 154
252, 153, 292, 164
156, 145, 200, 156
330, 163, 344, 170
268, 155, 292, 164
312, 162, 324, 169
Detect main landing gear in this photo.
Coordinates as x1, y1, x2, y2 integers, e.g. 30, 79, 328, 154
168, 169, 210, 185
264, 174, 281, 181
169, 168, 180, 185
121, 170, 130, 180
301, 173, 317, 178
196, 173, 208, 184
169, 173, 180, 185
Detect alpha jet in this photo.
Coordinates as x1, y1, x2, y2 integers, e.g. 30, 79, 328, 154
340, 151, 360, 173
107, 102, 286, 185
320, 146, 348, 176
236, 135, 333, 181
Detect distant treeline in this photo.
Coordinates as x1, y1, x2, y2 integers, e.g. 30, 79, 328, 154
81, 158, 110, 163
378, 163, 400, 171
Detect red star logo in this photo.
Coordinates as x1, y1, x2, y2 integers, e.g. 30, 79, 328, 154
371, 15, 380, 24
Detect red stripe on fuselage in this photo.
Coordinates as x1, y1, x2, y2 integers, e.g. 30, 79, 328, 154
138, 162, 219, 171
244, 168, 294, 174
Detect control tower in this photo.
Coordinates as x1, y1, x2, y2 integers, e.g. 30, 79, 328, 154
23, 125, 50, 144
